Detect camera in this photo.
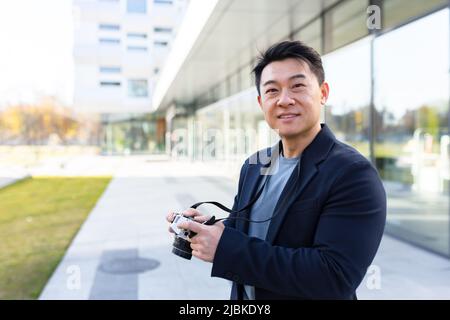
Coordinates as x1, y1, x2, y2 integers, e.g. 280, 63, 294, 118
170, 213, 217, 260
170, 213, 197, 260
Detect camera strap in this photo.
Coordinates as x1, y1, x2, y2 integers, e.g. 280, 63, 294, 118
190, 175, 269, 214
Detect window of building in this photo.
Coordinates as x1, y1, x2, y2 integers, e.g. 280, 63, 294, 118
154, 0, 173, 5
100, 81, 121, 87
239, 62, 253, 91
99, 66, 121, 73
99, 24, 120, 31
383, 0, 448, 30
127, 0, 147, 13
374, 8, 449, 256
154, 40, 168, 47
293, 18, 322, 54
128, 79, 148, 97
322, 37, 372, 158
323, 0, 368, 53
127, 46, 147, 52
154, 27, 172, 33
99, 38, 120, 45
127, 32, 147, 39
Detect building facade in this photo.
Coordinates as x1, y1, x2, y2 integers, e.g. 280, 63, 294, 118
153, 0, 450, 257
73, 0, 188, 154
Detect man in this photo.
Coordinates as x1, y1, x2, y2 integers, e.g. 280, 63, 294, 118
167, 41, 386, 300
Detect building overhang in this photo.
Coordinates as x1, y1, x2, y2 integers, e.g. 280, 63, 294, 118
152, 0, 339, 112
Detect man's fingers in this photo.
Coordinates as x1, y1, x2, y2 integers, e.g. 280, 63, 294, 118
177, 220, 203, 234
183, 208, 202, 217
193, 215, 211, 223
166, 211, 175, 223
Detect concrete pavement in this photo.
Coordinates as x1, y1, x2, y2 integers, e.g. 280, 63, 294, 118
38, 157, 450, 299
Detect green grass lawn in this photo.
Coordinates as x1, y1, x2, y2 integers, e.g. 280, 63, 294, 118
0, 176, 111, 299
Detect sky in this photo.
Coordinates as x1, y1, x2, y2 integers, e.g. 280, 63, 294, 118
0, 0, 74, 107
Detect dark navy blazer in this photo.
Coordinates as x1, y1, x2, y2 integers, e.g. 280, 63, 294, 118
211, 124, 386, 300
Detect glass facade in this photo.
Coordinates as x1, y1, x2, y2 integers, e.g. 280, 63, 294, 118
165, 1, 450, 257
323, 0, 369, 52
323, 37, 372, 158
374, 9, 449, 255
128, 79, 149, 97
127, 0, 147, 14
102, 114, 166, 155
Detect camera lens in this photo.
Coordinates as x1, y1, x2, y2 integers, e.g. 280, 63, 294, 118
172, 235, 193, 260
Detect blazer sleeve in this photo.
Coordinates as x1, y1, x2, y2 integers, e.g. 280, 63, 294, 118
211, 160, 387, 299
223, 160, 248, 229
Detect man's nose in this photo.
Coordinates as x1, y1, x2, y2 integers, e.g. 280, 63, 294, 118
276, 89, 295, 107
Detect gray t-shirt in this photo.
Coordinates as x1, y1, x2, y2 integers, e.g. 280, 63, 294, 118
243, 153, 301, 300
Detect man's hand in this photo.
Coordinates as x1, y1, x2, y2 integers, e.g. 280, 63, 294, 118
166, 208, 210, 233
177, 219, 225, 263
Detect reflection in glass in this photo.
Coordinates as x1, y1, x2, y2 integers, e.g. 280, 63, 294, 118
323, 37, 371, 158
374, 9, 449, 255
102, 114, 166, 155
128, 79, 148, 97
324, 0, 368, 53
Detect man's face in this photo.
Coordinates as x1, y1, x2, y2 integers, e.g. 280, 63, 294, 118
257, 58, 329, 139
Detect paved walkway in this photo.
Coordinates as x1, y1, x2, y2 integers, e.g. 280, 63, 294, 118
0, 166, 29, 189
38, 158, 450, 299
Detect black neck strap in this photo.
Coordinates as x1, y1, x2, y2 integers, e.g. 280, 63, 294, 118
190, 176, 268, 214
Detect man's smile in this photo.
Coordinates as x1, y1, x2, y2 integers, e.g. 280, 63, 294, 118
277, 113, 301, 120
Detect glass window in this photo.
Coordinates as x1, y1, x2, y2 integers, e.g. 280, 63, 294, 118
100, 81, 121, 87
323, 37, 372, 158
374, 9, 449, 256
128, 79, 148, 97
239, 62, 253, 92
154, 40, 168, 47
324, 0, 368, 53
229, 72, 240, 96
127, 0, 147, 13
127, 32, 147, 39
154, 27, 172, 33
293, 18, 322, 54
154, 0, 173, 5
99, 38, 120, 45
99, 66, 121, 73
383, 0, 448, 30
99, 24, 120, 31
127, 46, 147, 52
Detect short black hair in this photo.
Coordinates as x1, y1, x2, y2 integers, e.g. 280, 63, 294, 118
252, 40, 325, 96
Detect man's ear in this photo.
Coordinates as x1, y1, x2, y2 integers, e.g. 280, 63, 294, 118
320, 81, 330, 105
257, 95, 263, 110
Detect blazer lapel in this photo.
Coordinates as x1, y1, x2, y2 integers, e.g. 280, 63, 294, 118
265, 124, 336, 244
236, 144, 277, 233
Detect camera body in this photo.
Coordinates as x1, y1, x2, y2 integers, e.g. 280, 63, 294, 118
170, 214, 196, 239
170, 213, 197, 260
170, 213, 216, 260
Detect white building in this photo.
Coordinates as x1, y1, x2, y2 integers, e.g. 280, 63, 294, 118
73, 0, 188, 114
72, 0, 188, 153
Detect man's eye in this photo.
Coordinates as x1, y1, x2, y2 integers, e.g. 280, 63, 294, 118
293, 83, 305, 88
265, 88, 277, 94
